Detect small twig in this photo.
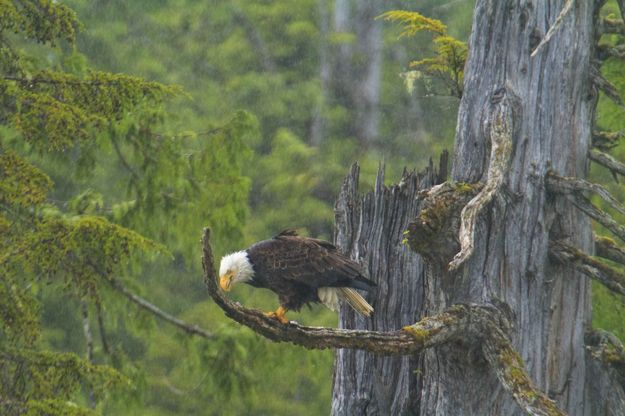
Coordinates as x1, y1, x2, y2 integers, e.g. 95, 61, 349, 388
549, 240, 625, 296
595, 235, 625, 266
150, 126, 224, 141
80, 301, 96, 409
449, 88, 514, 271
108, 277, 214, 339
589, 149, 625, 182
109, 135, 140, 179
3, 75, 115, 87
531, 0, 575, 57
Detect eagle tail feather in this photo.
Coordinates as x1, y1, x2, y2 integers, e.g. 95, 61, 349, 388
338, 287, 374, 317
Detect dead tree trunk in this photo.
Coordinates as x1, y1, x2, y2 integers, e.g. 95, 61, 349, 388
332, 1, 625, 415
332, 156, 447, 415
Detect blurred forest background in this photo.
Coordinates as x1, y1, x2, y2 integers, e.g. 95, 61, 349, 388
2, 0, 625, 415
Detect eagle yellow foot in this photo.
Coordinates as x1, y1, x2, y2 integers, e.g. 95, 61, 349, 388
265, 306, 290, 324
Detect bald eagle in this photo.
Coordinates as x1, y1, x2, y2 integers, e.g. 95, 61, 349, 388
218, 230, 376, 324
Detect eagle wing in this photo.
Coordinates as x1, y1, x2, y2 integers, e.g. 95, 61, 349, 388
251, 232, 374, 290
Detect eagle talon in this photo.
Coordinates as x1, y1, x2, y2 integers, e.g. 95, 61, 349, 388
265, 306, 290, 324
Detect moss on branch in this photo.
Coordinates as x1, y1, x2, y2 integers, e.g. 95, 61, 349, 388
589, 149, 625, 181
546, 171, 625, 243
549, 240, 625, 296
586, 329, 625, 384
202, 228, 565, 415
595, 235, 625, 266
404, 181, 481, 265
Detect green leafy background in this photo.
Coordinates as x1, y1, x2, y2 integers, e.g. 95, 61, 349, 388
2, 0, 624, 414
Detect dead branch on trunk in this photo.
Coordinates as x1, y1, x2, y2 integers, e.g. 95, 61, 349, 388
107, 276, 215, 339
531, 0, 574, 57
549, 240, 625, 296
595, 235, 625, 266
590, 66, 624, 106
546, 172, 625, 242
449, 88, 515, 271
597, 44, 625, 62
589, 149, 625, 181
592, 130, 624, 151
202, 228, 565, 415
405, 181, 481, 265
546, 171, 625, 216
586, 329, 625, 383
600, 17, 625, 36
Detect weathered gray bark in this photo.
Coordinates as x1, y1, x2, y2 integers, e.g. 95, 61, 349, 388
445, 1, 592, 414
332, 1, 625, 415
332, 156, 446, 415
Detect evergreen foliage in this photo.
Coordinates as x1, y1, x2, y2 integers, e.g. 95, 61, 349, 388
1, 1, 252, 414
381, 10, 467, 98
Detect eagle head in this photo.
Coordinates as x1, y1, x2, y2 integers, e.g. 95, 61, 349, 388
219, 251, 254, 291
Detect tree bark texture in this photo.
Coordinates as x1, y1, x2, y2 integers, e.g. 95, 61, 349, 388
431, 0, 618, 414
332, 1, 625, 415
331, 156, 446, 415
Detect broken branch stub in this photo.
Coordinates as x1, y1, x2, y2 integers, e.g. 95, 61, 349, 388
405, 182, 481, 265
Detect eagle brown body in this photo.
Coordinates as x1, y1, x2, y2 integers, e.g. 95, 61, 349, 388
218, 229, 376, 323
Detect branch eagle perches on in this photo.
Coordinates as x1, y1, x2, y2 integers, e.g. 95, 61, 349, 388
202, 228, 565, 416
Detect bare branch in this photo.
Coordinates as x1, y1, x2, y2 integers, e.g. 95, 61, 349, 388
595, 235, 625, 266
108, 277, 214, 339
549, 240, 625, 296
590, 66, 624, 106
545, 171, 625, 216
592, 130, 624, 151
589, 149, 625, 181
202, 228, 564, 416
546, 172, 625, 242
449, 88, 514, 270
110, 135, 140, 179
531, 0, 574, 57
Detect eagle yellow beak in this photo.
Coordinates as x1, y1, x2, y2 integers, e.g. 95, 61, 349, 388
219, 272, 234, 291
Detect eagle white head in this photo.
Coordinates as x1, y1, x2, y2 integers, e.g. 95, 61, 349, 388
219, 251, 254, 291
